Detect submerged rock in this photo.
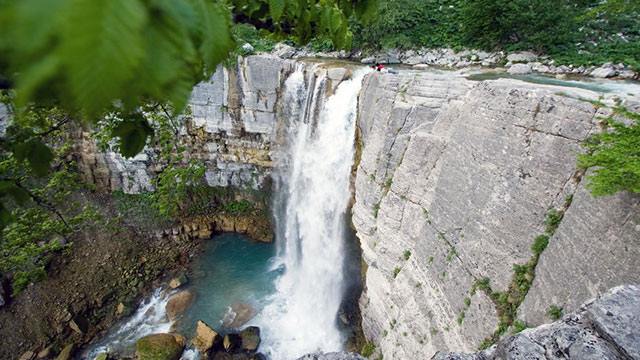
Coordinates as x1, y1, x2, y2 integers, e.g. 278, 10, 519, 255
165, 290, 195, 321
239, 326, 261, 352
193, 320, 220, 353
135, 333, 185, 360
221, 303, 256, 328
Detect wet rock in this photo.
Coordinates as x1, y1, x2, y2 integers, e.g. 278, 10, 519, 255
193, 320, 220, 353
168, 274, 188, 289
165, 290, 195, 321
55, 344, 74, 360
239, 326, 261, 352
507, 63, 532, 75
221, 303, 256, 329
69, 314, 89, 334
135, 333, 185, 360
223, 333, 241, 352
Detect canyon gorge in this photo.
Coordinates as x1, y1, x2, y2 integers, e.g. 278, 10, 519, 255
1, 54, 639, 360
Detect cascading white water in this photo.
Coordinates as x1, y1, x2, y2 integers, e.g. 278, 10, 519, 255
255, 66, 365, 359
84, 289, 175, 359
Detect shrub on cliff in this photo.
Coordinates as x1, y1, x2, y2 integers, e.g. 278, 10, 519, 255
578, 108, 640, 196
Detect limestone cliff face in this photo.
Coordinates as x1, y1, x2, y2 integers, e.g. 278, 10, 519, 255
352, 70, 640, 358
76, 55, 296, 193
434, 285, 640, 360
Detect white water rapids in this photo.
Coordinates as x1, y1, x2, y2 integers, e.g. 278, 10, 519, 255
254, 66, 365, 359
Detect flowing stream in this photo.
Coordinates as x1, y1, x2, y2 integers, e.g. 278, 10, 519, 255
253, 66, 365, 359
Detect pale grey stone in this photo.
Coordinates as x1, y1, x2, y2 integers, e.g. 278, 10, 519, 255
354, 69, 638, 359
436, 286, 640, 360
591, 66, 617, 78
507, 51, 538, 63
507, 63, 532, 74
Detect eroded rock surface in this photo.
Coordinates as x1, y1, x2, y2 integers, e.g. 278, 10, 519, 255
76, 55, 297, 193
353, 70, 640, 359
433, 285, 640, 360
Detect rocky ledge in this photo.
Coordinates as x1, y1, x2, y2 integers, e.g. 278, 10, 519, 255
433, 285, 640, 360
270, 43, 638, 80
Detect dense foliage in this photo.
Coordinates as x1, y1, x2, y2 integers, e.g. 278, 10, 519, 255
351, 0, 640, 68
0, 98, 99, 293
578, 108, 640, 196
0, 0, 375, 295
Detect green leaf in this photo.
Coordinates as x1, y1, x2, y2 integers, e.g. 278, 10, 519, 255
0, 202, 13, 230
111, 113, 154, 158
13, 139, 54, 177
59, 0, 147, 117
0, 181, 31, 205
269, 0, 286, 21
192, 0, 234, 73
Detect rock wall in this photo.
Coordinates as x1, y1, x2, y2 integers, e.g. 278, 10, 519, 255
76, 55, 297, 193
352, 69, 640, 358
434, 285, 640, 360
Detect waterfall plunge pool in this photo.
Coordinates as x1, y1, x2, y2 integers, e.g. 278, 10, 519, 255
84, 233, 280, 359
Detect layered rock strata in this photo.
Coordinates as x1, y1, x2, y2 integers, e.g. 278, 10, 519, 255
352, 69, 640, 358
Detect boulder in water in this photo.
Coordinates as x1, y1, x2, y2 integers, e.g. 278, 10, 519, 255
193, 320, 220, 353
221, 303, 256, 328
239, 326, 261, 352
168, 274, 188, 289
165, 290, 195, 321
222, 333, 241, 352
135, 333, 185, 360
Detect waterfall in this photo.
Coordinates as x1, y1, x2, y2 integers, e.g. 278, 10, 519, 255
255, 65, 365, 359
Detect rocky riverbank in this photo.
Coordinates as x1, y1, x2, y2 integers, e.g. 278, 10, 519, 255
269, 43, 639, 80
0, 192, 201, 360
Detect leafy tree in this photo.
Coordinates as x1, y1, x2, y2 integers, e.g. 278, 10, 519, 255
578, 108, 640, 196
0, 96, 100, 293
460, 0, 577, 52
352, 0, 463, 50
